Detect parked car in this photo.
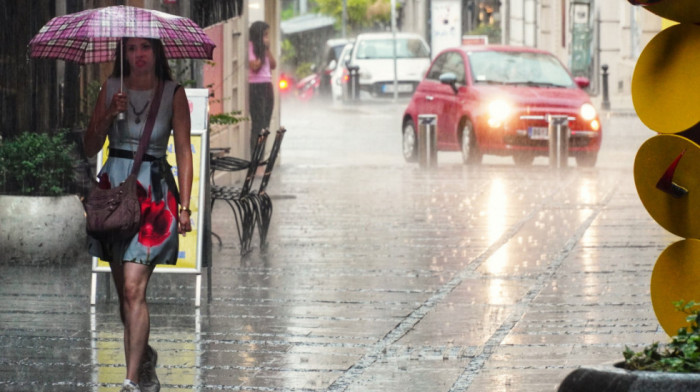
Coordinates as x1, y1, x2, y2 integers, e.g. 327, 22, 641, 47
319, 38, 352, 96
401, 45, 602, 167
348, 32, 431, 97
330, 42, 355, 101
295, 71, 320, 101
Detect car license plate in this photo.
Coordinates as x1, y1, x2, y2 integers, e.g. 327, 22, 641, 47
528, 127, 549, 140
383, 83, 413, 93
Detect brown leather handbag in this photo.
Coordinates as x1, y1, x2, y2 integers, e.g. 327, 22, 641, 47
84, 82, 164, 242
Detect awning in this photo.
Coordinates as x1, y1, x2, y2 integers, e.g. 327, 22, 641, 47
281, 13, 335, 35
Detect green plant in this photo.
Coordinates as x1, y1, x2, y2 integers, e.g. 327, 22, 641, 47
295, 62, 316, 80
0, 130, 77, 196
78, 80, 103, 128
468, 23, 502, 45
281, 38, 297, 66
623, 300, 700, 373
209, 111, 248, 125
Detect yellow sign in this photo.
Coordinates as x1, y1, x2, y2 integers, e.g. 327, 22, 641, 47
93, 133, 203, 270
632, 24, 700, 134
91, 89, 210, 305
91, 309, 202, 389
644, 0, 700, 24
634, 134, 700, 239
651, 239, 700, 336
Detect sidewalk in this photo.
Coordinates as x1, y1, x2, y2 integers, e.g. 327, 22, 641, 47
0, 106, 672, 392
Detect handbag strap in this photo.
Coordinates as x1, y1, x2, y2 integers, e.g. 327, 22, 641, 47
130, 81, 165, 175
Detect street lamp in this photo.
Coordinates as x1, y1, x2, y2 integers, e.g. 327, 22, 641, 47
391, 0, 398, 101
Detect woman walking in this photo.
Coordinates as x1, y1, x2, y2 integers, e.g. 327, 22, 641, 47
84, 37, 193, 392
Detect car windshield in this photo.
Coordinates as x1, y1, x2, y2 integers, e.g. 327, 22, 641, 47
355, 38, 430, 60
468, 50, 575, 87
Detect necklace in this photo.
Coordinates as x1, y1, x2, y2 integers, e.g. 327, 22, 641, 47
129, 99, 150, 124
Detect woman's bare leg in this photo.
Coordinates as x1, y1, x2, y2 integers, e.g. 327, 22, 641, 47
112, 261, 155, 384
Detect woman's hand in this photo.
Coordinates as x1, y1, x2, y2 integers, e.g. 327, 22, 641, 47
109, 91, 128, 118
178, 208, 192, 235
250, 58, 263, 72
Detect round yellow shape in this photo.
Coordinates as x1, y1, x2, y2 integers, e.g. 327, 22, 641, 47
634, 134, 700, 238
632, 24, 700, 134
651, 239, 700, 337
645, 1, 700, 24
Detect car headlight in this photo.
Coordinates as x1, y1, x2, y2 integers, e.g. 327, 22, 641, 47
487, 99, 512, 127
580, 103, 597, 121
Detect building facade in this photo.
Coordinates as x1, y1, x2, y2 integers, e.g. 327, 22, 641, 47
503, 0, 662, 107
400, 0, 663, 108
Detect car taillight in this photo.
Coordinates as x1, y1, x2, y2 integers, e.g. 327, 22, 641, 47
279, 78, 290, 91
342, 70, 349, 84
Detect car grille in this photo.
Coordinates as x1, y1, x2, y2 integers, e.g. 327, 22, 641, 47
504, 113, 597, 148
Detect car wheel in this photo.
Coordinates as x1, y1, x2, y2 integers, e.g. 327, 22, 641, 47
461, 120, 482, 165
576, 152, 597, 167
402, 119, 418, 162
513, 153, 535, 166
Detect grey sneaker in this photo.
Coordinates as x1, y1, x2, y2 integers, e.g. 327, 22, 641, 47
120, 384, 140, 392
139, 345, 160, 392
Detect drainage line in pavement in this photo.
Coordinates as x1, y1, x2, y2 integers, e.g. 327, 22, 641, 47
447, 182, 617, 392
328, 175, 593, 391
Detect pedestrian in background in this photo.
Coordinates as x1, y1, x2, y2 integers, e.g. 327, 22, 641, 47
83, 37, 193, 392
248, 20, 277, 157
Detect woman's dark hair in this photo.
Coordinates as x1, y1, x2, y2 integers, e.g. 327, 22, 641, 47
111, 38, 173, 81
249, 21, 269, 62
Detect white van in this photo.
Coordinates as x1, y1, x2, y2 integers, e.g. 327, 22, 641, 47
348, 32, 431, 97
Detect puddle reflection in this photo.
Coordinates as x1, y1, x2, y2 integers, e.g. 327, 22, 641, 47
90, 307, 202, 390
485, 178, 510, 275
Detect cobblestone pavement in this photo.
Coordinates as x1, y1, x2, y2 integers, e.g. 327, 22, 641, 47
0, 97, 676, 391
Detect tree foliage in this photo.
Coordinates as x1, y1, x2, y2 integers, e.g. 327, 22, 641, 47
314, 0, 393, 32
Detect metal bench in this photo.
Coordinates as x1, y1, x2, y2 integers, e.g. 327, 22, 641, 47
210, 129, 269, 255
249, 127, 286, 250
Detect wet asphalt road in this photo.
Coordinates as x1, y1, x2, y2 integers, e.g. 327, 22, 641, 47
0, 96, 674, 391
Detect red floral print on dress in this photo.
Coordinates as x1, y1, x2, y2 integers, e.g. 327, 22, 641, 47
137, 186, 177, 247
97, 173, 111, 189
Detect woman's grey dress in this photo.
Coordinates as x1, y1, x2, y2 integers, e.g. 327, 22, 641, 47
87, 77, 181, 266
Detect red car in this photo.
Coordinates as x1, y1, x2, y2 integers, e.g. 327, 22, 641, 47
402, 45, 602, 166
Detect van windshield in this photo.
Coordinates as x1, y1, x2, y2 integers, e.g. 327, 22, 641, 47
355, 38, 430, 60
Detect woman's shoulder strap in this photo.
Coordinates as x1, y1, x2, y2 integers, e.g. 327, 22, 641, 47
162, 79, 179, 97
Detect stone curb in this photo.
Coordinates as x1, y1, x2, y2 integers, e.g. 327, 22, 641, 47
558, 365, 700, 392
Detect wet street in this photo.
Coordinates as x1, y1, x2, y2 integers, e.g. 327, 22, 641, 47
0, 96, 676, 391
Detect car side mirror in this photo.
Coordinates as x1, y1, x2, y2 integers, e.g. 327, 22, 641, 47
327, 59, 337, 71
439, 72, 459, 94
574, 76, 590, 89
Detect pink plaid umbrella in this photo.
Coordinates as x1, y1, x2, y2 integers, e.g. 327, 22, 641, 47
28, 5, 215, 64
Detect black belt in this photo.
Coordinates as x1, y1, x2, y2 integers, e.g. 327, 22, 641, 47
108, 147, 180, 204
109, 148, 161, 162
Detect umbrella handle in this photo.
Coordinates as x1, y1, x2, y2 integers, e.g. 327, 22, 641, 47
117, 41, 126, 121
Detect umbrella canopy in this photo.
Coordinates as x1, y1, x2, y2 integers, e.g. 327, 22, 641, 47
28, 5, 215, 64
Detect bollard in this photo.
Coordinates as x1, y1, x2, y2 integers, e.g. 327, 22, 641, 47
601, 64, 610, 110
548, 115, 570, 169
347, 65, 360, 101
418, 114, 438, 169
